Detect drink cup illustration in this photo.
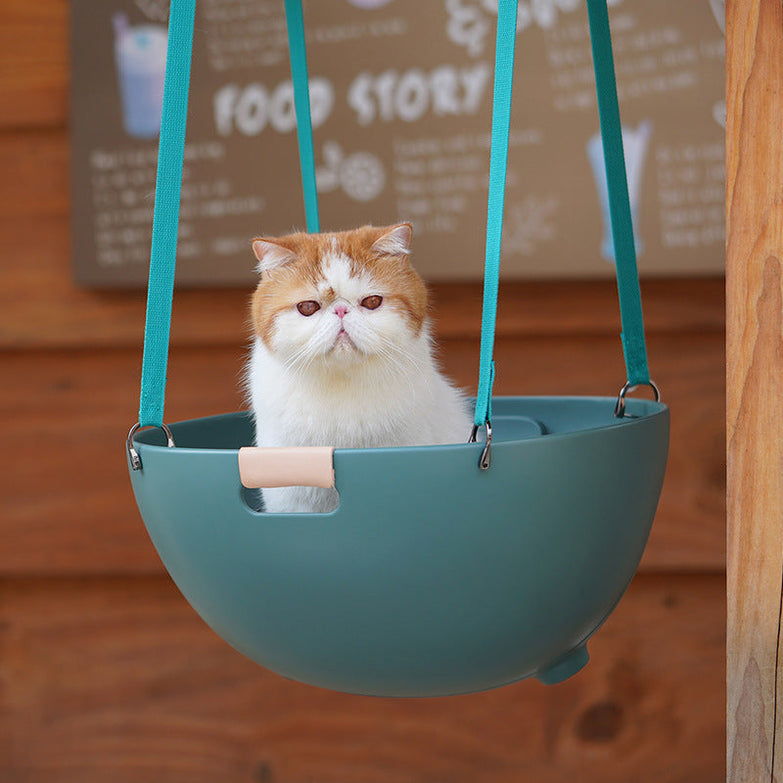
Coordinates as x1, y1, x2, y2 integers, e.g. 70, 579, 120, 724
113, 14, 168, 139
586, 121, 652, 262
709, 0, 725, 34
709, 0, 726, 126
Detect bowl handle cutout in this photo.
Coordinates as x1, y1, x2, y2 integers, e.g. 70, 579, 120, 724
238, 446, 335, 489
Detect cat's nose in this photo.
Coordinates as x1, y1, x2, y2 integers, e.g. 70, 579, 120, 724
334, 304, 348, 319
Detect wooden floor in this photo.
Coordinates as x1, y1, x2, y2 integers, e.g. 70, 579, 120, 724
0, 2, 725, 781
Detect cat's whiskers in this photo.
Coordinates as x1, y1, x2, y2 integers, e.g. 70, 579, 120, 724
283, 339, 323, 373
372, 333, 419, 371
286, 335, 409, 382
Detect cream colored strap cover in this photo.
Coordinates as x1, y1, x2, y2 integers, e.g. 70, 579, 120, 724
238, 447, 335, 489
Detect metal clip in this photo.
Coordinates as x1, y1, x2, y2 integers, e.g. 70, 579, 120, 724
614, 380, 661, 418
126, 422, 175, 471
468, 420, 493, 471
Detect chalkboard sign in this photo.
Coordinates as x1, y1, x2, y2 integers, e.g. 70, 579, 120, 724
70, 0, 725, 286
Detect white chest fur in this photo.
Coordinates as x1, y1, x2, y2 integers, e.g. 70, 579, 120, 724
248, 324, 471, 452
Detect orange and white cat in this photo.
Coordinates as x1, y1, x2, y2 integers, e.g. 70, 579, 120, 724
247, 223, 472, 513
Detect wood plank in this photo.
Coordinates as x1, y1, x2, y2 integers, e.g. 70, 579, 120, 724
0, 346, 246, 576
0, 0, 68, 130
0, 130, 68, 219
0, 572, 724, 783
0, 330, 724, 576
432, 277, 726, 340
0, 227, 726, 349
726, 0, 783, 780
0, 213, 725, 353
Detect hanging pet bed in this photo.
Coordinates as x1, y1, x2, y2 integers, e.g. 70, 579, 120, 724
127, 0, 669, 697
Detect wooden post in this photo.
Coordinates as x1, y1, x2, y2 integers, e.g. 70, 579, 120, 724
727, 1, 783, 781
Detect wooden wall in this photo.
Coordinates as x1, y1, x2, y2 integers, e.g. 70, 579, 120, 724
0, 2, 725, 781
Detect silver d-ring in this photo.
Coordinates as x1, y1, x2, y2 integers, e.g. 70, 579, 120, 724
614, 380, 661, 418
126, 422, 175, 471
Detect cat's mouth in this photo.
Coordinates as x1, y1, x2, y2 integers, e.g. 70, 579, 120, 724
332, 328, 356, 350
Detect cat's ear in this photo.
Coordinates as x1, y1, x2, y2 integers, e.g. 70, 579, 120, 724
252, 238, 297, 275
371, 223, 412, 258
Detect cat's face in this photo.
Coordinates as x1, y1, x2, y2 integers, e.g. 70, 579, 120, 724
250, 224, 427, 370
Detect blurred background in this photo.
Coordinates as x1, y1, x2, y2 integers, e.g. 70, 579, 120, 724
1, 1, 724, 781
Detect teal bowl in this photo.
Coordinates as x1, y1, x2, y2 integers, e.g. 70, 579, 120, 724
128, 396, 669, 697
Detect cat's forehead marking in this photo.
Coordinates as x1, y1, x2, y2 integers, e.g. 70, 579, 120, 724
318, 251, 375, 300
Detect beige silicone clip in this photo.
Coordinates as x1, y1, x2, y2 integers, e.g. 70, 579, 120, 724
238, 447, 335, 489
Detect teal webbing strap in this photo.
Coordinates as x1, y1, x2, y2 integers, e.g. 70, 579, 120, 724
135, 0, 648, 432
473, 0, 650, 428
137, 0, 195, 428
473, 0, 518, 428
586, 0, 650, 386
284, 0, 320, 233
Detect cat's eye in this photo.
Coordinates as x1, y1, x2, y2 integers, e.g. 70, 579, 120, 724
361, 295, 383, 311
296, 300, 321, 316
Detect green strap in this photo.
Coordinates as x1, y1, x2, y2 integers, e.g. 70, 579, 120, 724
136, 0, 650, 432
473, 0, 518, 429
284, 0, 320, 233
137, 0, 195, 428
136, 0, 318, 427
586, 0, 650, 386
474, 0, 650, 430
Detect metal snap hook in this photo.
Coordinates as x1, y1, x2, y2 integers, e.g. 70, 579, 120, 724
468, 420, 493, 471
126, 422, 175, 471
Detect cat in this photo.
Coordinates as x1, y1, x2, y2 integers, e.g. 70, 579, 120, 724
246, 223, 473, 513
